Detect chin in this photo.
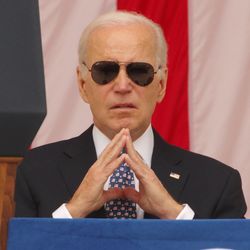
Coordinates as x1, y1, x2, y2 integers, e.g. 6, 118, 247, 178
114, 119, 135, 130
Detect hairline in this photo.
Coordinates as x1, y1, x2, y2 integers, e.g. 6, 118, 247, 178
78, 11, 167, 69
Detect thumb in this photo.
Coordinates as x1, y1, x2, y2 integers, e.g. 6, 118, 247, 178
123, 187, 140, 203
103, 188, 125, 202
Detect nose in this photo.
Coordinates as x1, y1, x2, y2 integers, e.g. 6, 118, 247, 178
113, 65, 132, 94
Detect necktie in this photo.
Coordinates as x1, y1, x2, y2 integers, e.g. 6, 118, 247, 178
105, 161, 137, 219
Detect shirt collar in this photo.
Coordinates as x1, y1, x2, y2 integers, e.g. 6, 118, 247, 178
92, 125, 154, 167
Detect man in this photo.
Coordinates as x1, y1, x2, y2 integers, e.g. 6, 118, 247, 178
15, 11, 246, 219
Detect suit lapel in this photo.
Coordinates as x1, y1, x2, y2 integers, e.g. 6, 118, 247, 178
145, 130, 189, 219
57, 125, 105, 218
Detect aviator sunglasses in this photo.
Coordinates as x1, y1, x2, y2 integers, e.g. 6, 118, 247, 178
83, 61, 161, 86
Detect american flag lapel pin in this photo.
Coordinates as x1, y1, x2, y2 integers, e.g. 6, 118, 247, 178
170, 172, 180, 180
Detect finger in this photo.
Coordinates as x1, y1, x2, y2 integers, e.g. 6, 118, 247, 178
103, 188, 125, 202
87, 129, 127, 184
125, 131, 143, 163
123, 187, 140, 203
99, 129, 127, 166
125, 132, 153, 181
124, 154, 154, 184
85, 152, 125, 187
101, 153, 126, 179
100, 129, 125, 158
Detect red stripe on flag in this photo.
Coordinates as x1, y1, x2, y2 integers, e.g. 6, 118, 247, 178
117, 0, 189, 150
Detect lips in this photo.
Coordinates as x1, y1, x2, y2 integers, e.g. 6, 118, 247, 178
111, 103, 136, 109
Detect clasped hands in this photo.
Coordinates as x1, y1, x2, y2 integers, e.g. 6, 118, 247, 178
66, 128, 182, 219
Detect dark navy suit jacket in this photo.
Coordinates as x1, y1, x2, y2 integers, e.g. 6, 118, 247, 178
15, 125, 247, 218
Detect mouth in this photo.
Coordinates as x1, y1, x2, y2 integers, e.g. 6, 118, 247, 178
111, 103, 136, 109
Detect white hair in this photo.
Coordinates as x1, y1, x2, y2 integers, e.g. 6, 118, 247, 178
78, 11, 168, 68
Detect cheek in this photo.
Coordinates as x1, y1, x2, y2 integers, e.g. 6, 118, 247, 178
86, 85, 110, 107
144, 86, 160, 106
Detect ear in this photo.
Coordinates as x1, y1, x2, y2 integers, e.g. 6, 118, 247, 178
157, 67, 168, 103
77, 66, 89, 104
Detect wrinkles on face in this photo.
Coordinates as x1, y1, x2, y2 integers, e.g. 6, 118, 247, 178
79, 23, 166, 140
87, 24, 157, 66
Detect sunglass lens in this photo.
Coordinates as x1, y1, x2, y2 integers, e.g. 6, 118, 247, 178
91, 61, 119, 84
127, 62, 154, 86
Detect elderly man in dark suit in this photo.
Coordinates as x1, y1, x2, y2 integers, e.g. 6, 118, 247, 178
15, 11, 246, 219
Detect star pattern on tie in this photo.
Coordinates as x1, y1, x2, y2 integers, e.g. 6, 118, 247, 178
105, 162, 137, 219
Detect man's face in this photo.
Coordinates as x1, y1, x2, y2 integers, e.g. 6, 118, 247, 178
77, 23, 167, 140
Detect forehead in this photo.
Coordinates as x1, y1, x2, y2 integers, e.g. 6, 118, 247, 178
85, 23, 157, 63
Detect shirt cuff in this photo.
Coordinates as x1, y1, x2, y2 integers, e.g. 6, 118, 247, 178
52, 203, 72, 218
176, 204, 195, 220
52, 203, 194, 219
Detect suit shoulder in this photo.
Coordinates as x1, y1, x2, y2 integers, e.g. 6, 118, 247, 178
23, 136, 78, 160
171, 144, 238, 176
154, 130, 237, 175
18, 127, 93, 173
23, 126, 93, 160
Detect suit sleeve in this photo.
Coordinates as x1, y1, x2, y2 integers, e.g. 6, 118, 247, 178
15, 162, 38, 217
212, 169, 247, 218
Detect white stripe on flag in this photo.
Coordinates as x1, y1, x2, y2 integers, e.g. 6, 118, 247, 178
189, 0, 250, 217
32, 0, 116, 147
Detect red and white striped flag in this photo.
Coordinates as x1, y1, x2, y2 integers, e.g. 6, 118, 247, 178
35, 0, 250, 217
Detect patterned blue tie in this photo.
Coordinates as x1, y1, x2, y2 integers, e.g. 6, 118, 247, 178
105, 161, 137, 219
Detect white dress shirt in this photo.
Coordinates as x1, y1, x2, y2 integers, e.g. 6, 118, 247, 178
53, 125, 194, 219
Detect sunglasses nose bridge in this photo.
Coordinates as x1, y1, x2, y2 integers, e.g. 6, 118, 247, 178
113, 63, 133, 91
114, 62, 129, 79
117, 62, 127, 72
118, 62, 136, 82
